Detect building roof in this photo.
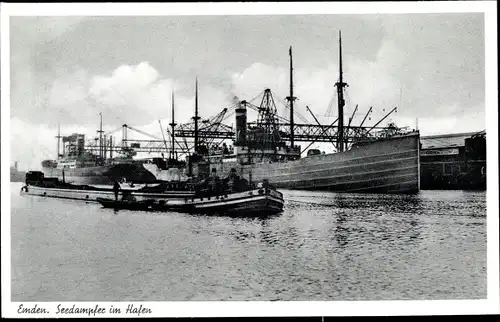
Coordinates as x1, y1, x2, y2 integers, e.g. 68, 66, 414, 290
420, 131, 484, 149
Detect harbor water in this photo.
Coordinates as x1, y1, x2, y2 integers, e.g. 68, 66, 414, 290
10, 182, 486, 301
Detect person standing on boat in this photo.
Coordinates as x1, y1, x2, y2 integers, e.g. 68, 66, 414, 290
113, 181, 121, 201
209, 168, 220, 195
227, 168, 239, 192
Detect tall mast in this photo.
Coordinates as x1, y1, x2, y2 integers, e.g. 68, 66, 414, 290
286, 46, 296, 149
56, 121, 61, 159
98, 112, 104, 159
192, 77, 200, 154
110, 136, 113, 159
335, 30, 347, 152
103, 135, 107, 160
169, 91, 177, 160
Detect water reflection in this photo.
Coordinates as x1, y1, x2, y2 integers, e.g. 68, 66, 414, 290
335, 212, 350, 248
407, 219, 420, 240
329, 192, 424, 211
258, 216, 279, 246
328, 194, 425, 250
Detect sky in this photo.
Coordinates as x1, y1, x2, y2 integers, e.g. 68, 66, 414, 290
8, 13, 486, 171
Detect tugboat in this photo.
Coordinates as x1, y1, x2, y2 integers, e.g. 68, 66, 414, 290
155, 167, 284, 216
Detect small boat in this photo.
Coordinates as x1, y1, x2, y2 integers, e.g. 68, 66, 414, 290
96, 197, 156, 211
153, 185, 284, 216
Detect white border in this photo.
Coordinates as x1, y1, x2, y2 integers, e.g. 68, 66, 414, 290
1, 1, 495, 16
484, 0, 499, 313
1, 2, 13, 317
1, 1, 499, 317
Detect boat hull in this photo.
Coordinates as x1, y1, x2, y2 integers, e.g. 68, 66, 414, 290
20, 184, 194, 202
161, 188, 284, 216
209, 132, 421, 194
41, 162, 157, 185
96, 198, 156, 211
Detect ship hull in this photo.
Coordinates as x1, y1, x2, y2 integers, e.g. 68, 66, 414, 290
164, 189, 284, 216
41, 162, 157, 185
210, 132, 421, 194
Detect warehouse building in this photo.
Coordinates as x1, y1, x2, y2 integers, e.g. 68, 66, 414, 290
420, 131, 486, 190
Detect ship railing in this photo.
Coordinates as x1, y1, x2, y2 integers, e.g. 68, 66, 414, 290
366, 126, 417, 140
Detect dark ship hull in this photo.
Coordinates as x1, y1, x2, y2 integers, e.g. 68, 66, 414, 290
207, 131, 420, 194
41, 162, 157, 185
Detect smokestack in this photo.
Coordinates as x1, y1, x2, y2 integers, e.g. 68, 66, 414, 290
14, 161, 18, 170
235, 101, 247, 147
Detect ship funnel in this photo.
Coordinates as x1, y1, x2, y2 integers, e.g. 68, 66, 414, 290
235, 101, 247, 147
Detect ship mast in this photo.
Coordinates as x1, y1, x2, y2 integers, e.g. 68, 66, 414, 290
55, 121, 61, 159
335, 31, 347, 152
98, 112, 104, 159
109, 136, 113, 159
169, 91, 177, 160
286, 46, 296, 150
192, 77, 200, 154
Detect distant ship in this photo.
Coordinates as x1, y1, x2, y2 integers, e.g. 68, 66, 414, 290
41, 158, 157, 185
10, 162, 26, 182
175, 31, 420, 193
40, 106, 189, 186
41, 126, 160, 185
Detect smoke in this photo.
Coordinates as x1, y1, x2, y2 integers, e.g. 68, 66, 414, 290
230, 94, 240, 106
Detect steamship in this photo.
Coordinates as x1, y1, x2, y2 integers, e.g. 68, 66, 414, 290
41, 127, 161, 185
178, 31, 420, 194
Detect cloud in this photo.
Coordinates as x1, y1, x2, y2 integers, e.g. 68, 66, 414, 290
10, 117, 95, 171
393, 104, 485, 136
229, 61, 340, 124
10, 16, 87, 45
49, 69, 89, 109
9, 61, 242, 170
47, 61, 235, 129
227, 38, 411, 127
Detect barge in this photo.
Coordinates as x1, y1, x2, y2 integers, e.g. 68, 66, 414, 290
20, 171, 194, 202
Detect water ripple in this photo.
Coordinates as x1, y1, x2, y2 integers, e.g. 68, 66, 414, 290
10, 183, 486, 301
